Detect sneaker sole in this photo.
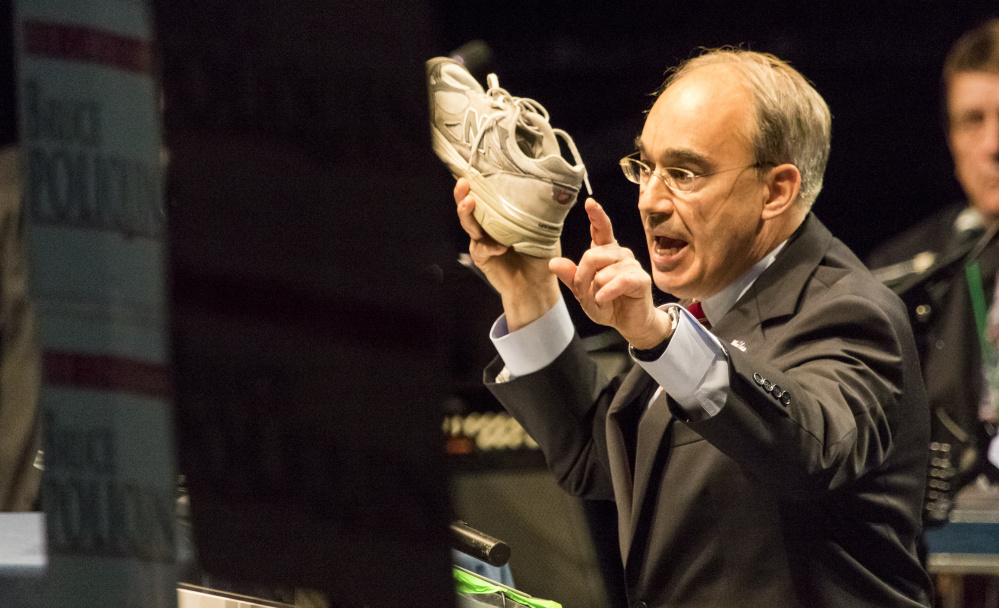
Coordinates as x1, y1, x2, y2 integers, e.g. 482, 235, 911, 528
432, 127, 559, 258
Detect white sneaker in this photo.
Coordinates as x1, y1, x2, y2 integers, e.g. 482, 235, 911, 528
426, 57, 591, 258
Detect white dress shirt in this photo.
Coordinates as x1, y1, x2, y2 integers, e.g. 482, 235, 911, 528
490, 242, 786, 419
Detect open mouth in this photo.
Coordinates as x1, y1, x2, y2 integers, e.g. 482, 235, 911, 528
654, 235, 688, 257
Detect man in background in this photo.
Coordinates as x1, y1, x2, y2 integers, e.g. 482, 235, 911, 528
868, 19, 999, 523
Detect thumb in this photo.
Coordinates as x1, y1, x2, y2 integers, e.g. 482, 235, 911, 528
549, 257, 578, 292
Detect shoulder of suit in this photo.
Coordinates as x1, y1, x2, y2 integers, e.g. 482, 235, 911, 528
866, 203, 966, 269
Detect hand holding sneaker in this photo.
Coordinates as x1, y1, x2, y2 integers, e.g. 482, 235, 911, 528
428, 57, 591, 258
454, 178, 561, 331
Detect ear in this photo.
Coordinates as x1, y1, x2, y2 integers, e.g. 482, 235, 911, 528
760, 163, 802, 220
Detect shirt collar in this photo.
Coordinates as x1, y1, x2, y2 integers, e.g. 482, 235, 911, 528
698, 240, 788, 326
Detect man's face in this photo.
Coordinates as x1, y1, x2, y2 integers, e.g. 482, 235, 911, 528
637, 65, 771, 300
948, 71, 999, 223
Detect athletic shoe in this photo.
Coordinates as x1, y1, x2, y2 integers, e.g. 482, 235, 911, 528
426, 57, 591, 258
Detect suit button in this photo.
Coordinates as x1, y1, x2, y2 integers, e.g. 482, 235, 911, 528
772, 385, 783, 398
753, 373, 764, 386
780, 393, 791, 406
915, 304, 932, 322
763, 380, 774, 392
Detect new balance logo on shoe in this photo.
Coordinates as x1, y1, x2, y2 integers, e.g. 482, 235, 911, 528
426, 56, 591, 258
461, 109, 482, 148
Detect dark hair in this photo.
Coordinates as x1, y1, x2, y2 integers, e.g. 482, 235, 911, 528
941, 19, 999, 135
945, 19, 999, 82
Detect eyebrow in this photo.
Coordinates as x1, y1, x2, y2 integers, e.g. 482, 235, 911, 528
634, 138, 712, 169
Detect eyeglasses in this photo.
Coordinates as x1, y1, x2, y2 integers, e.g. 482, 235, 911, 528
619, 152, 762, 193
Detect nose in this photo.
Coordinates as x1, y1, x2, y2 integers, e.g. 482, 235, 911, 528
978, 108, 999, 157
985, 110, 999, 158
649, 169, 673, 190
637, 171, 676, 215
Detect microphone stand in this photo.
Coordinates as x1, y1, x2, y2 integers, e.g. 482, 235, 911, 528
450, 520, 511, 568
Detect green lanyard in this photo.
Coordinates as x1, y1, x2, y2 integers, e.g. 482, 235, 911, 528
965, 261, 997, 368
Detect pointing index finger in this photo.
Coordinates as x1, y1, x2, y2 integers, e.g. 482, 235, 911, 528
585, 198, 616, 247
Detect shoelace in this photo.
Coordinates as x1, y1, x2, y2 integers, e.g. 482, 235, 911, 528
467, 74, 592, 196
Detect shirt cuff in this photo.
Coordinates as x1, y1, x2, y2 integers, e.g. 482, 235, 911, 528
630, 306, 680, 361
633, 304, 730, 419
490, 296, 574, 378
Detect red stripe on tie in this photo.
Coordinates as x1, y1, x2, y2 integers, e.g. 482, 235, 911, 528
687, 301, 711, 329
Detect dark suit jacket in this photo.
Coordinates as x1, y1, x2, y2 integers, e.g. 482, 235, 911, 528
867, 204, 974, 272
867, 203, 999, 513
487, 215, 932, 608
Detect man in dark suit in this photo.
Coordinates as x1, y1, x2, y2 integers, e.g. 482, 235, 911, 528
867, 20, 999, 523
454, 48, 932, 607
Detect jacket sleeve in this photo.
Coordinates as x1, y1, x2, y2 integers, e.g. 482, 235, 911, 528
485, 335, 619, 500
676, 287, 927, 499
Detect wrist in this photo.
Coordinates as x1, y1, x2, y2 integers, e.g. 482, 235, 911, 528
627, 306, 678, 351
502, 278, 561, 332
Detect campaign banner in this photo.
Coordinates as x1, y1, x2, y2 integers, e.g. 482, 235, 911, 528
14, 0, 177, 606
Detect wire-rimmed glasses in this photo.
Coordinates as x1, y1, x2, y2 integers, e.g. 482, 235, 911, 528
619, 152, 762, 193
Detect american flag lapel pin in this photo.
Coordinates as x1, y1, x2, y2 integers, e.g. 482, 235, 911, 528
730, 340, 746, 352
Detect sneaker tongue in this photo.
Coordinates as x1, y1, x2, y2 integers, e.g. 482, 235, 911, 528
515, 124, 543, 157
515, 112, 559, 159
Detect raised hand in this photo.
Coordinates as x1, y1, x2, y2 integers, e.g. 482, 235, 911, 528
549, 199, 674, 349
454, 178, 561, 331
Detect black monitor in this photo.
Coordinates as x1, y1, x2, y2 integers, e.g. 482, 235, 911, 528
155, 2, 454, 606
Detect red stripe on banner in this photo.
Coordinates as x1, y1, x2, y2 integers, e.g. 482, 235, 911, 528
22, 21, 152, 75
43, 351, 170, 399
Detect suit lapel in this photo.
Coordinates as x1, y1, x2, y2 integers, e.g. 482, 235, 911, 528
738, 214, 832, 325
609, 374, 700, 562
707, 214, 831, 345
606, 364, 655, 559
630, 387, 674, 536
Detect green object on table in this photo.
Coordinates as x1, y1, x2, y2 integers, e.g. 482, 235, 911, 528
453, 567, 562, 608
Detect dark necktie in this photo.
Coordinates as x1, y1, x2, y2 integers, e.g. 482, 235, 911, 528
687, 301, 710, 329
